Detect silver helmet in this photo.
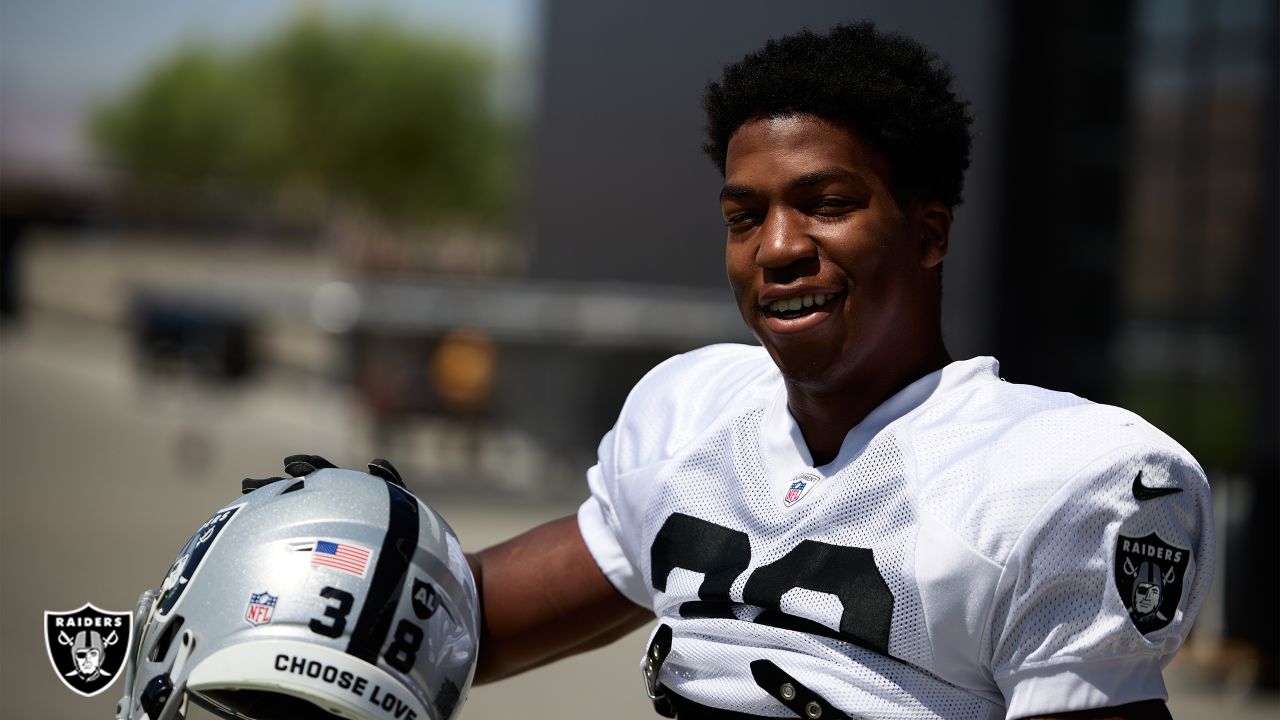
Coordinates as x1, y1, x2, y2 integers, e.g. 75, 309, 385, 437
115, 466, 479, 720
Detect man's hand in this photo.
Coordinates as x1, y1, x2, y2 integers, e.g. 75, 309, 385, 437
467, 515, 652, 684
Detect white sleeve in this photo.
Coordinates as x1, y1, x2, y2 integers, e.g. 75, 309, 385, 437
988, 444, 1214, 719
577, 427, 653, 609
576, 344, 770, 613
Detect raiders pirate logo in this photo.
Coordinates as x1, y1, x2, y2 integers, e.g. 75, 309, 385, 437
1114, 532, 1189, 634
44, 603, 133, 697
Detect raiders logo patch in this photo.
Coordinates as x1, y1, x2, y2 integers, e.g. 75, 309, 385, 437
1114, 532, 1189, 634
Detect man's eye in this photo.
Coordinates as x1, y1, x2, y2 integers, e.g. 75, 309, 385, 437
724, 211, 760, 228
810, 197, 857, 214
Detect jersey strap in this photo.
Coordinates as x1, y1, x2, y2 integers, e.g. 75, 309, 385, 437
646, 622, 858, 720
750, 660, 854, 720
668, 690, 803, 720
643, 624, 676, 717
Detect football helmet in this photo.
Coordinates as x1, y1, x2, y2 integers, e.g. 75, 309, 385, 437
114, 462, 479, 720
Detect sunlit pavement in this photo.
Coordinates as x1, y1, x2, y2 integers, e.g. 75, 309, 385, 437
2, 314, 1274, 719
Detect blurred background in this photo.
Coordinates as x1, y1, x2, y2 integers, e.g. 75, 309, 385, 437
1, 0, 1275, 718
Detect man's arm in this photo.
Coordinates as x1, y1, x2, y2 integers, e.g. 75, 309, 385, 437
1028, 699, 1172, 719
466, 514, 653, 684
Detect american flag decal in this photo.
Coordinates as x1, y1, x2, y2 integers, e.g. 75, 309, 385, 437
311, 540, 372, 577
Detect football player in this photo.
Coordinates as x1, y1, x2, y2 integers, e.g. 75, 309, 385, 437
463, 22, 1213, 720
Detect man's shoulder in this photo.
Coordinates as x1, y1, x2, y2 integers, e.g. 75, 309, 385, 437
911, 372, 1205, 563
932, 372, 1195, 467
978, 378, 1199, 478
608, 343, 776, 472
625, 343, 776, 412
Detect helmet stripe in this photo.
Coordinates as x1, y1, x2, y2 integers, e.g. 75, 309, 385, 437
346, 483, 420, 664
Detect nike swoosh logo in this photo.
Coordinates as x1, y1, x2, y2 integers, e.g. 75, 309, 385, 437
1132, 470, 1183, 500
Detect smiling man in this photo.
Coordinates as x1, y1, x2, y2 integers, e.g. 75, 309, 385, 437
467, 23, 1213, 720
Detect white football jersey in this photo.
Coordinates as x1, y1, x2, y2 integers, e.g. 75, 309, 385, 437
577, 345, 1213, 719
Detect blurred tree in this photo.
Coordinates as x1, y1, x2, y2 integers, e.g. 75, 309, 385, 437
90, 13, 515, 227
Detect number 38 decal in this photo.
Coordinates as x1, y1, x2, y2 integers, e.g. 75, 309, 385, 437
309, 586, 426, 672
649, 513, 894, 655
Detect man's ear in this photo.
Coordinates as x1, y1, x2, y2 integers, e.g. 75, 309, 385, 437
917, 201, 952, 269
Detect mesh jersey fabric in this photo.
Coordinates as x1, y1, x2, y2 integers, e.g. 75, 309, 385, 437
577, 344, 1213, 719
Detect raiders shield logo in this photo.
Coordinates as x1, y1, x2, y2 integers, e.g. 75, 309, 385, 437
1114, 532, 1189, 634
44, 603, 133, 697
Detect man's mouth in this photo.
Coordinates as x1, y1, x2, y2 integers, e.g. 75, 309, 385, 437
762, 291, 842, 319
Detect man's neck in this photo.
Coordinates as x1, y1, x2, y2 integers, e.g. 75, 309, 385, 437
785, 344, 952, 467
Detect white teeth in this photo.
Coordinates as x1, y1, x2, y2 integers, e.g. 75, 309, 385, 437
767, 292, 837, 313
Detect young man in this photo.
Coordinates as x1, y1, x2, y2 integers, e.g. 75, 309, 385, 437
467, 23, 1212, 720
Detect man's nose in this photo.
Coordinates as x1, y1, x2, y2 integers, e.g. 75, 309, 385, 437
754, 207, 816, 269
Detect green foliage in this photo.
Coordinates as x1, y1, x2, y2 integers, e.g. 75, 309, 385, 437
91, 14, 517, 226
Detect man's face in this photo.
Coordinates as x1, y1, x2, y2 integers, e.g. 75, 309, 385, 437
721, 114, 945, 389
76, 647, 102, 675
1134, 582, 1161, 614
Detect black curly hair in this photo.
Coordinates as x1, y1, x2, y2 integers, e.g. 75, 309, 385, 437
703, 22, 973, 209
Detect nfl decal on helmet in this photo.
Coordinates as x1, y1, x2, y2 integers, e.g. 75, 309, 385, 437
114, 460, 479, 720
244, 592, 278, 627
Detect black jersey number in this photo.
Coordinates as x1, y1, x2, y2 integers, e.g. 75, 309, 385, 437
649, 513, 893, 655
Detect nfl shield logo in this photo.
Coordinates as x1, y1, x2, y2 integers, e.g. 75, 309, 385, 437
245, 591, 278, 626
782, 472, 822, 508
785, 482, 805, 504
44, 603, 132, 697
